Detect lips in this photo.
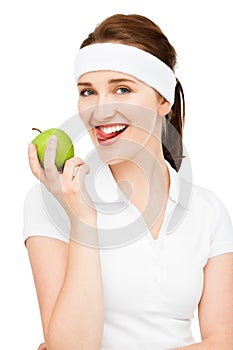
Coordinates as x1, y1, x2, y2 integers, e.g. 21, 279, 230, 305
95, 124, 128, 146
96, 127, 125, 140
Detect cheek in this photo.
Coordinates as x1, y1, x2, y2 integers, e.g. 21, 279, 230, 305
128, 106, 157, 138
88, 129, 96, 143
128, 126, 153, 148
143, 92, 160, 110
78, 101, 94, 127
136, 88, 160, 112
78, 97, 94, 114
78, 99, 86, 114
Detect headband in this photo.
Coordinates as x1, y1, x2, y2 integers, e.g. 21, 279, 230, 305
74, 43, 176, 105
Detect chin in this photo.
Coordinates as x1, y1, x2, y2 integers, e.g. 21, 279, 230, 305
99, 155, 126, 166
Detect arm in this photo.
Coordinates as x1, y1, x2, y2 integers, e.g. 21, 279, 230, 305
26, 236, 69, 343
27, 235, 104, 350
28, 138, 104, 349
47, 223, 104, 350
174, 253, 233, 350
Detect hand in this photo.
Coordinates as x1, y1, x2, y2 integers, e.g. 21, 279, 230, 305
37, 342, 47, 350
28, 135, 96, 226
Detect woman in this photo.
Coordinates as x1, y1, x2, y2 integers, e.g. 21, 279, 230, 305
24, 14, 233, 350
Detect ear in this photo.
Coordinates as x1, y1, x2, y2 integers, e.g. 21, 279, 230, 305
157, 98, 172, 116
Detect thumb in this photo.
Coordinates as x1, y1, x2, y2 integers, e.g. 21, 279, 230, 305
77, 164, 94, 209
77, 163, 90, 185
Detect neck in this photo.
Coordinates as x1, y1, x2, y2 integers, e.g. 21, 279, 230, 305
109, 142, 170, 213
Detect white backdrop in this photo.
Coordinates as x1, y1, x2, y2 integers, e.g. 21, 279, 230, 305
0, 0, 232, 348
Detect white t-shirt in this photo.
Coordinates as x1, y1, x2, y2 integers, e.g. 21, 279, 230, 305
23, 158, 233, 350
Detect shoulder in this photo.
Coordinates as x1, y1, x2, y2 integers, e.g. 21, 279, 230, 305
23, 183, 70, 245
24, 182, 43, 209
177, 176, 233, 235
190, 183, 233, 256
23, 182, 57, 218
23, 183, 47, 219
188, 182, 233, 232
24, 182, 40, 200
190, 183, 230, 217
177, 175, 228, 224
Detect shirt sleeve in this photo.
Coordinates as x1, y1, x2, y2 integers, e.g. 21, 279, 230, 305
208, 192, 233, 258
22, 183, 70, 247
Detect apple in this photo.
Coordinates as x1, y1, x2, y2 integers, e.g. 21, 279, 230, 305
31, 127, 74, 172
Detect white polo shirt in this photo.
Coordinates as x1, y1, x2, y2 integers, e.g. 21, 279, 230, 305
23, 158, 233, 349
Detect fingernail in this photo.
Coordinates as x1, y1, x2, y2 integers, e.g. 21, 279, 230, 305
28, 143, 34, 150
49, 135, 57, 143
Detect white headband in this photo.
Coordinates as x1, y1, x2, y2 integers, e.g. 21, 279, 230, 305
74, 43, 176, 105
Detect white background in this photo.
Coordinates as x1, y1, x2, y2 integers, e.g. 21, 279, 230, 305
0, 0, 232, 348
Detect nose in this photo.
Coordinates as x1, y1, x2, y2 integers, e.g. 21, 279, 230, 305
92, 101, 117, 125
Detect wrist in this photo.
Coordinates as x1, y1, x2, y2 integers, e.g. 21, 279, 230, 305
70, 212, 99, 247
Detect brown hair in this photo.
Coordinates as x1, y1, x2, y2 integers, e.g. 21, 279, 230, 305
80, 14, 185, 172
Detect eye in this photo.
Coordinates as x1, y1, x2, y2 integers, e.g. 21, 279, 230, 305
80, 89, 95, 97
115, 87, 131, 95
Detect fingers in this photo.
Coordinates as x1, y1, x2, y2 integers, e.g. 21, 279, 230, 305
75, 163, 90, 185
62, 157, 84, 182
75, 163, 93, 209
28, 138, 94, 217
37, 342, 47, 350
28, 143, 45, 182
43, 135, 59, 181
62, 158, 91, 202
28, 135, 58, 183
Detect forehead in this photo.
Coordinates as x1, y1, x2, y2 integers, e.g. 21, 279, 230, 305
78, 70, 140, 84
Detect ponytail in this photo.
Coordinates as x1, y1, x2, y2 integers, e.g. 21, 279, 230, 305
80, 14, 186, 172
162, 79, 185, 172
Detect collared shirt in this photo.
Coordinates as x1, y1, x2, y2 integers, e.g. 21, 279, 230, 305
23, 156, 233, 349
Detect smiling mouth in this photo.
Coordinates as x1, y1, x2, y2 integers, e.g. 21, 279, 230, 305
95, 124, 129, 141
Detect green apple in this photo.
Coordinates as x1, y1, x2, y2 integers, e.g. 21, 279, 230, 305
31, 128, 74, 172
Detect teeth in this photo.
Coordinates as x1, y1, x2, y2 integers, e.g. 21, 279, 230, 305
99, 124, 127, 134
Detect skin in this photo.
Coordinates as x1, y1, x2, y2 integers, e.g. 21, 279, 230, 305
77, 70, 171, 174
29, 135, 104, 350
77, 71, 171, 231
28, 70, 233, 349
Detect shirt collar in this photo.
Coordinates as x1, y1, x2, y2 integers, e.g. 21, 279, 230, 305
165, 160, 180, 205
165, 160, 193, 210
89, 153, 190, 210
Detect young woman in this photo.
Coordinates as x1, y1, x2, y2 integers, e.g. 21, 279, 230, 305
24, 14, 233, 350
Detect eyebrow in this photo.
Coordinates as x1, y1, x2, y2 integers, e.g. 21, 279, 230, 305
77, 78, 137, 87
